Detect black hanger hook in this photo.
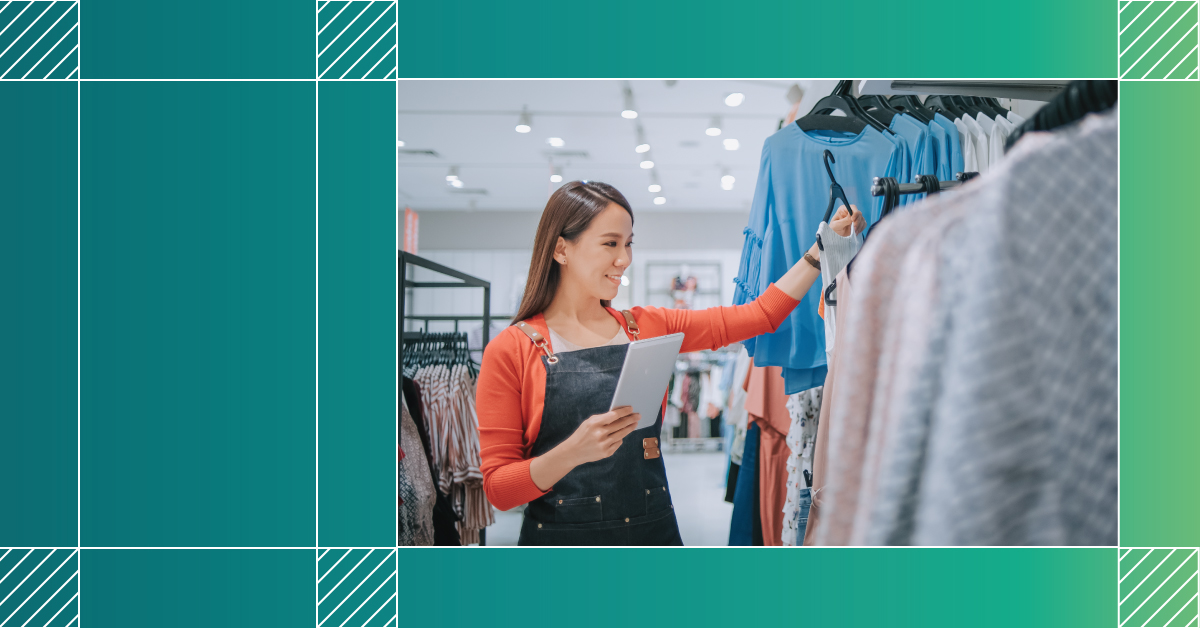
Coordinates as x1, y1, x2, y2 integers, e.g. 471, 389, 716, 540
823, 150, 837, 183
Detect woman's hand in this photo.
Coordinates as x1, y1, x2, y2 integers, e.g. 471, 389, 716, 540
528, 406, 641, 491
565, 406, 641, 464
830, 204, 866, 237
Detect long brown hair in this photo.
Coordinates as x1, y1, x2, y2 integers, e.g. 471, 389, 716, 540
513, 181, 633, 324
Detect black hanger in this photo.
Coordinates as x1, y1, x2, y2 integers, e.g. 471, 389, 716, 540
887, 95, 934, 123
950, 95, 985, 117
856, 95, 898, 126
967, 96, 1006, 119
1004, 80, 1117, 152
876, 176, 901, 220
923, 95, 966, 119
796, 115, 866, 135
980, 97, 1010, 118
820, 150, 856, 223
798, 80, 889, 133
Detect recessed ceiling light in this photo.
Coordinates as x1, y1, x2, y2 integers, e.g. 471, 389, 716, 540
548, 137, 564, 147
636, 143, 650, 153
706, 116, 722, 136
648, 184, 662, 193
721, 174, 735, 190
397, 140, 405, 147
621, 87, 638, 119
550, 165, 563, 183
620, 275, 630, 286
653, 196, 666, 205
451, 179, 464, 188
640, 160, 654, 169
725, 93, 745, 107
515, 106, 531, 133
446, 166, 459, 181
723, 138, 740, 151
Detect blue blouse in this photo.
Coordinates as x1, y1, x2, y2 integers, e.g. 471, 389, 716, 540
734, 122, 903, 393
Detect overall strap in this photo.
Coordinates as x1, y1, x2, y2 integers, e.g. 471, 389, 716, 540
620, 310, 640, 340
515, 320, 558, 364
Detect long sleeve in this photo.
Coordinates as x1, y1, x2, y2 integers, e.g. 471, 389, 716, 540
476, 331, 549, 511
734, 139, 774, 308
631, 283, 799, 354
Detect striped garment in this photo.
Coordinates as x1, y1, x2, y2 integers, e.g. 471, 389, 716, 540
414, 364, 495, 545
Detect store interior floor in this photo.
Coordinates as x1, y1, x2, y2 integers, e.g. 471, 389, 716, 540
485, 451, 733, 546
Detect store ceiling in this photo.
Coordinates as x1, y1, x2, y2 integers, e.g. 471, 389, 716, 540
396, 80, 839, 213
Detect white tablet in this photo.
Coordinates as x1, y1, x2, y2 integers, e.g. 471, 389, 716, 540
610, 333, 685, 430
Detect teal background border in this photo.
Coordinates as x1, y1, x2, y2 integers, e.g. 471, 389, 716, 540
0, 0, 1187, 626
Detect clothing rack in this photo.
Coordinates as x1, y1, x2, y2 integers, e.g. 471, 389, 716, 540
398, 251, 493, 356
397, 251, 493, 546
870, 171, 980, 197
858, 80, 1070, 102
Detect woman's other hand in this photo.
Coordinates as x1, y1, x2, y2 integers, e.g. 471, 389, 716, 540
830, 204, 866, 237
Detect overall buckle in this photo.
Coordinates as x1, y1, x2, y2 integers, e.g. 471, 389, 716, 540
643, 437, 660, 459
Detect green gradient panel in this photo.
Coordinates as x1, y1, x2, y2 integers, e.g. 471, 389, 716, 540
398, 0, 1112, 77
317, 81, 397, 547
83, 549, 311, 628
83, 0, 313, 79
401, 548, 1114, 627
80, 81, 316, 546
0, 82, 77, 547
1120, 81, 1200, 548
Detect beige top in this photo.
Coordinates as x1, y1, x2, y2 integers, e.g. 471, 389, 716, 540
547, 326, 630, 353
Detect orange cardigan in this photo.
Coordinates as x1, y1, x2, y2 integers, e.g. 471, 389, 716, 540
476, 283, 800, 511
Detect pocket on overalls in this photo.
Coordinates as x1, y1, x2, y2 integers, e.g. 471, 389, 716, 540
644, 485, 672, 514
554, 495, 603, 523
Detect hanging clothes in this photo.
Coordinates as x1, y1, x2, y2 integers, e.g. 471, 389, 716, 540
402, 377, 461, 546
743, 365, 791, 546
399, 393, 435, 546
729, 421, 763, 546
931, 112, 966, 179
812, 107, 1117, 546
734, 121, 904, 396
782, 386, 821, 546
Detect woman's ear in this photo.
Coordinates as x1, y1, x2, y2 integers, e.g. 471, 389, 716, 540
554, 236, 568, 265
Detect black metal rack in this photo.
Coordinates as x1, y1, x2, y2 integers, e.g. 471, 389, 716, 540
399, 251, 492, 347
870, 171, 980, 197
398, 251, 494, 546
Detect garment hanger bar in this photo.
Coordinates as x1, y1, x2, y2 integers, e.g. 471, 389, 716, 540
870, 172, 979, 196
858, 80, 1069, 102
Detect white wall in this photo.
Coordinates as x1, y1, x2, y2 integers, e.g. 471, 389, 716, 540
404, 248, 743, 332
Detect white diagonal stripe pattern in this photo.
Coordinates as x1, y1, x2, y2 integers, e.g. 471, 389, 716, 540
337, 570, 395, 627
1121, 549, 1176, 606
316, 1, 396, 79
43, 42, 75, 78
1, 1, 76, 78
319, 549, 394, 625
1121, 1, 1176, 58
318, 548, 351, 583
1166, 43, 1199, 77
1122, 2, 1155, 36
43, 591, 77, 627
1143, 21, 1198, 77
361, 591, 396, 627
1, 549, 77, 626
1122, 549, 1196, 625
0, 1, 78, 80
1142, 571, 1197, 627
0, 549, 79, 628
318, 1, 394, 79
1166, 593, 1200, 627
1124, 549, 1155, 583
318, 550, 374, 605
1122, 2, 1195, 77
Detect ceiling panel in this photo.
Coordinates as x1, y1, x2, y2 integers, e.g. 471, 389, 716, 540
395, 79, 840, 212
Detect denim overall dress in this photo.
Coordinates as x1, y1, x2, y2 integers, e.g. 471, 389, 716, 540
514, 312, 684, 546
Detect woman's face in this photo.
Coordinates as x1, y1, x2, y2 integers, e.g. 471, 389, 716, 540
555, 202, 633, 301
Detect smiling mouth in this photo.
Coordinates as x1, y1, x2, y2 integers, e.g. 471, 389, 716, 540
605, 274, 622, 285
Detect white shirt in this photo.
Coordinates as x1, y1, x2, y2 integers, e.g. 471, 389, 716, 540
953, 117, 980, 173
989, 115, 1015, 168
959, 114, 990, 173
1007, 110, 1027, 125
547, 326, 629, 353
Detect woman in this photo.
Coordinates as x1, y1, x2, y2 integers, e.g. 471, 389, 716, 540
477, 180, 863, 546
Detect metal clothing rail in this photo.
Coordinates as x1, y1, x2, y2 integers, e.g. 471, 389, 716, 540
397, 251, 494, 546
398, 251, 492, 350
